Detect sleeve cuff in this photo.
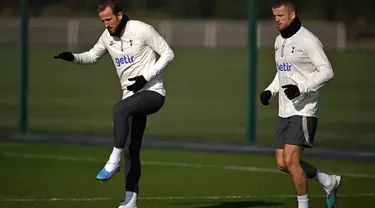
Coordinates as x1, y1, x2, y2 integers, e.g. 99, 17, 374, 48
143, 72, 152, 82
298, 84, 308, 94
72, 54, 78, 63
265, 88, 276, 97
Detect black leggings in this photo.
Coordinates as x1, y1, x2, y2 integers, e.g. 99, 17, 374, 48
112, 90, 165, 192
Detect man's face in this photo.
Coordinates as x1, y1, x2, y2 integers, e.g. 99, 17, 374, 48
272, 5, 295, 31
99, 6, 122, 33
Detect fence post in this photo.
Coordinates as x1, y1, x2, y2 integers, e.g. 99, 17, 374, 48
19, 0, 29, 134
246, 0, 258, 145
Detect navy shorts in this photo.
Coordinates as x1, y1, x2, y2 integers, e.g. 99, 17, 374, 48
274, 115, 318, 149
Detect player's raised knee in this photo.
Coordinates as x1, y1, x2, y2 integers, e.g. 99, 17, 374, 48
112, 100, 131, 118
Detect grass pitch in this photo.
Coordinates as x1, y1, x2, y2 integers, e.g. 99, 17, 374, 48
0, 141, 375, 208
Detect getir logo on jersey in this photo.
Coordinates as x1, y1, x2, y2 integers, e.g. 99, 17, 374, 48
278, 63, 292, 71
115, 55, 135, 67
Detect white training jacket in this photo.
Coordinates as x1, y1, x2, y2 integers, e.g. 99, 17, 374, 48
265, 26, 334, 118
72, 20, 174, 99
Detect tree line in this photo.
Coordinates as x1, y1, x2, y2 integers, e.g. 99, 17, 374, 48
0, 0, 374, 22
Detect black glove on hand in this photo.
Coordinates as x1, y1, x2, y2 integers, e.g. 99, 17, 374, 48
127, 75, 147, 93
282, 84, 301, 100
53, 52, 74, 61
260, 90, 272, 106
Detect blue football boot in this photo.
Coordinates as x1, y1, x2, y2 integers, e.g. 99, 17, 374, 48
96, 162, 120, 181
325, 175, 342, 208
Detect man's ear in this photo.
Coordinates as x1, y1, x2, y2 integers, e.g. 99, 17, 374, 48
117, 11, 123, 21
290, 10, 296, 20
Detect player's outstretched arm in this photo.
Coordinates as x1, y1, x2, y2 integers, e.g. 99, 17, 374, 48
298, 37, 334, 94
53, 33, 107, 64
142, 25, 175, 82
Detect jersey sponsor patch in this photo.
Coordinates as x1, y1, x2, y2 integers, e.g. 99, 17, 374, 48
278, 63, 292, 71
115, 55, 135, 67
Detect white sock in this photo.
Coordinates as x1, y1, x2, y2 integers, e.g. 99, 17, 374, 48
104, 147, 123, 171
314, 169, 333, 189
125, 191, 137, 206
297, 194, 309, 208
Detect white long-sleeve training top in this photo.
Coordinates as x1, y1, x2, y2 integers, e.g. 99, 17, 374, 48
72, 20, 174, 99
265, 26, 334, 118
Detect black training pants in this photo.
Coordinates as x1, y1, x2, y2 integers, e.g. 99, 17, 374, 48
112, 90, 165, 193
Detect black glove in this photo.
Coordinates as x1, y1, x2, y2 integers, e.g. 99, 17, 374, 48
260, 90, 272, 106
53, 52, 74, 61
127, 75, 147, 93
282, 84, 301, 100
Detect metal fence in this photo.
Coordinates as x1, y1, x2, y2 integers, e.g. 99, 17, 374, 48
0, 18, 346, 50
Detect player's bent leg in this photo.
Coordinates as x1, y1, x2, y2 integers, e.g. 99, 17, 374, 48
276, 149, 338, 191
283, 144, 309, 208
120, 91, 164, 207
97, 91, 164, 182
300, 160, 342, 207
300, 160, 343, 208
96, 97, 139, 181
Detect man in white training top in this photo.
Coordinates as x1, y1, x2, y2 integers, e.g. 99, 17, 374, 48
54, 0, 174, 207
259, 1, 341, 208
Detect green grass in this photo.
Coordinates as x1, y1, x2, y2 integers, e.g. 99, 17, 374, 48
0, 141, 375, 208
1, 44, 375, 149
